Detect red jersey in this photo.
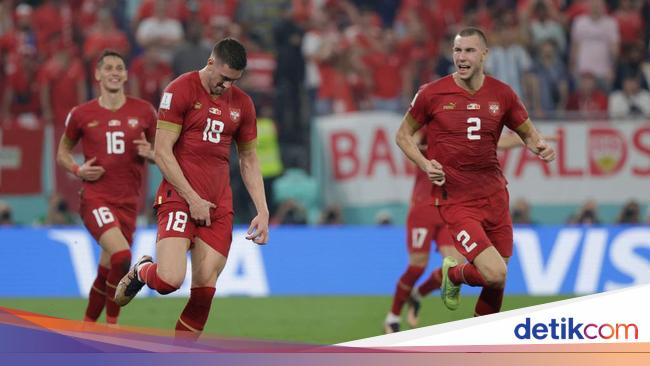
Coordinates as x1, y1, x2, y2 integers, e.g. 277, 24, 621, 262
408, 75, 528, 205
64, 97, 157, 204
156, 72, 257, 206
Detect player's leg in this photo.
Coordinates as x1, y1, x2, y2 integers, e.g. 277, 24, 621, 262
385, 206, 432, 333
175, 237, 227, 340
98, 227, 132, 324
84, 250, 110, 322
115, 204, 193, 306
175, 213, 232, 341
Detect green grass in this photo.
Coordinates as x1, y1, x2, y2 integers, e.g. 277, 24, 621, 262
0, 295, 570, 344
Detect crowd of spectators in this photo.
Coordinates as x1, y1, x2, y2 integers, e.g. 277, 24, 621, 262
1, 0, 650, 224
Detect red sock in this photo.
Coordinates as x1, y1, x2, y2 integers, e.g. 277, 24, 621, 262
105, 250, 131, 324
139, 262, 178, 295
390, 266, 424, 315
418, 268, 442, 297
175, 287, 216, 341
474, 287, 504, 316
84, 265, 109, 322
448, 263, 487, 287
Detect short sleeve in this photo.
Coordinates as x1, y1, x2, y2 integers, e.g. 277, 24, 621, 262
63, 107, 81, 142
235, 95, 257, 149
504, 87, 529, 130
157, 77, 190, 133
145, 102, 157, 140
407, 86, 431, 126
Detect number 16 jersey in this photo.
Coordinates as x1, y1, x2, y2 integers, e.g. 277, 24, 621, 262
155, 71, 257, 208
407, 75, 528, 205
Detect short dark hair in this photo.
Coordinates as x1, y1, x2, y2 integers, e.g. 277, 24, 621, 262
457, 27, 488, 48
212, 38, 247, 70
96, 49, 126, 69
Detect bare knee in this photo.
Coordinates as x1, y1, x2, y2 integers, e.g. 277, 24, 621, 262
481, 265, 507, 288
156, 268, 185, 289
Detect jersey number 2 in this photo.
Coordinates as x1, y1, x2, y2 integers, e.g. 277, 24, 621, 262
203, 118, 225, 144
466, 117, 481, 140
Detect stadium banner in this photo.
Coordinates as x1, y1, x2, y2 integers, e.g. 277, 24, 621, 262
313, 114, 650, 206
0, 124, 43, 194
0, 225, 647, 297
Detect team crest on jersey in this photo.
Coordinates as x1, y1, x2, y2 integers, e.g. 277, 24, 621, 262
467, 103, 481, 110
128, 118, 139, 128
108, 119, 121, 127
443, 102, 456, 110
230, 108, 241, 122
88, 120, 99, 128
488, 102, 500, 115
193, 101, 202, 110
209, 107, 221, 115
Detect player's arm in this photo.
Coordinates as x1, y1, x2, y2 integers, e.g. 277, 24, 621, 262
395, 113, 445, 185
55, 135, 105, 181
154, 124, 216, 225
237, 141, 269, 244
513, 119, 556, 162
133, 131, 156, 163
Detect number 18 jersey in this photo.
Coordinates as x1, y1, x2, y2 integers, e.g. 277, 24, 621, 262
407, 75, 528, 205
156, 71, 257, 207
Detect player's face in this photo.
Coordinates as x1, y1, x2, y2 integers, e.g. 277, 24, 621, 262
207, 57, 243, 96
95, 56, 127, 93
452, 35, 488, 81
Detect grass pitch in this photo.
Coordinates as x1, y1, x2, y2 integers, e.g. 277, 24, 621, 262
0, 295, 569, 344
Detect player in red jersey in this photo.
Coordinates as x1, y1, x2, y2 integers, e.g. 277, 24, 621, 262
396, 27, 555, 317
115, 38, 269, 340
56, 50, 157, 324
384, 133, 542, 333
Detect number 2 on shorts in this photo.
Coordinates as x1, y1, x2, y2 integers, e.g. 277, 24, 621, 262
456, 230, 478, 253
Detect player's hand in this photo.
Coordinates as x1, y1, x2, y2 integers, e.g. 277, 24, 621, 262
420, 159, 445, 186
246, 213, 269, 245
188, 196, 216, 226
535, 140, 556, 162
77, 157, 105, 181
134, 132, 154, 160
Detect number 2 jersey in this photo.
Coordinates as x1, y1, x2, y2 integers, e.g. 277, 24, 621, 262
407, 75, 528, 205
155, 71, 257, 209
64, 97, 157, 205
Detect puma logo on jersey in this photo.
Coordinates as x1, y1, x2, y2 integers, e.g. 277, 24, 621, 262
443, 102, 456, 110
194, 101, 202, 110
88, 120, 99, 128
467, 103, 480, 110
108, 119, 121, 126
209, 107, 221, 115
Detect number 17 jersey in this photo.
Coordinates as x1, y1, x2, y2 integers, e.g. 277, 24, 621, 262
407, 75, 528, 205
155, 71, 257, 207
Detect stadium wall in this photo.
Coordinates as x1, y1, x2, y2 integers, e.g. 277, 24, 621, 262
1, 226, 647, 297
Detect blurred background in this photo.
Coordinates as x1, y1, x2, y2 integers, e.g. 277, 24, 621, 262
0, 0, 648, 343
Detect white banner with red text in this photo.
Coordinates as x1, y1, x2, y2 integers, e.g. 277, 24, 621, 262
313, 113, 650, 206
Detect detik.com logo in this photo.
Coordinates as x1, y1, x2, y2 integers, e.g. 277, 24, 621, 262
514, 317, 639, 340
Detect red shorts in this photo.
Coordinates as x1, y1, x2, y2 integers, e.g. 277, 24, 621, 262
438, 188, 513, 262
156, 199, 234, 257
80, 199, 137, 245
406, 203, 453, 254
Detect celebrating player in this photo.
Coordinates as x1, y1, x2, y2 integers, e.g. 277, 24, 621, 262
395, 27, 555, 318
115, 38, 269, 340
56, 49, 157, 324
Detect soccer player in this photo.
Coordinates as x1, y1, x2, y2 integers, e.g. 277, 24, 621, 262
115, 38, 269, 340
395, 27, 555, 317
384, 133, 540, 333
56, 50, 157, 324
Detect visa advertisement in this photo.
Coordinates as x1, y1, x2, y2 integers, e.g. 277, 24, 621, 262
0, 225, 648, 297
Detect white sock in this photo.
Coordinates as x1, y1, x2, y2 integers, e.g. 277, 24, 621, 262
385, 312, 400, 324
410, 286, 422, 301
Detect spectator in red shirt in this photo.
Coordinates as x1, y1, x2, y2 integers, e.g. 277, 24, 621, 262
363, 28, 407, 112
83, 7, 130, 66
128, 46, 173, 107
614, 0, 644, 47
566, 72, 608, 118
